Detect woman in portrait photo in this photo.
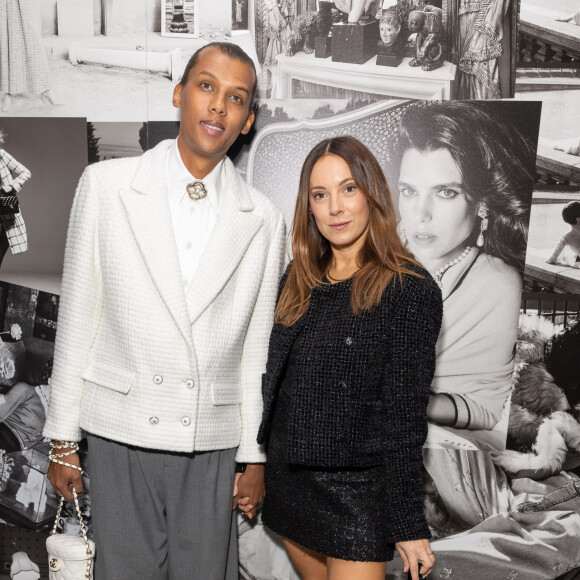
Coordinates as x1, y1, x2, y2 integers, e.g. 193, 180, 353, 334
258, 136, 442, 580
396, 101, 535, 451
0, 0, 59, 112
0, 130, 31, 267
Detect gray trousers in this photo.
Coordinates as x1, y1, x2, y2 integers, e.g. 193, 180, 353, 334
87, 435, 238, 580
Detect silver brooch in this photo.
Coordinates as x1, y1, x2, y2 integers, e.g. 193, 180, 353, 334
186, 181, 207, 201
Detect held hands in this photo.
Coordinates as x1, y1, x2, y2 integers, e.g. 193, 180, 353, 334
47, 442, 84, 500
232, 463, 265, 519
396, 539, 435, 580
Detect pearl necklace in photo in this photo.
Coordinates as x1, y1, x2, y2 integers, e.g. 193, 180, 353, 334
433, 246, 473, 285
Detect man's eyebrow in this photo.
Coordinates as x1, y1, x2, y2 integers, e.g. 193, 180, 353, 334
197, 71, 250, 95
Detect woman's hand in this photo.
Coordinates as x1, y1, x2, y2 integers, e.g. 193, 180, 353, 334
395, 539, 435, 580
232, 463, 265, 519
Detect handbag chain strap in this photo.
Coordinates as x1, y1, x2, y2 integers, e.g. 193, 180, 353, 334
51, 486, 93, 579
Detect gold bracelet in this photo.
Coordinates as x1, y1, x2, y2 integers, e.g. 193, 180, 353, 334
49, 441, 83, 473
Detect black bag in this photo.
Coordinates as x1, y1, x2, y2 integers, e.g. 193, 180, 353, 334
0, 190, 19, 215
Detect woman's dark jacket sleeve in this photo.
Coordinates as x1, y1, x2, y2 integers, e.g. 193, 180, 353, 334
383, 274, 442, 542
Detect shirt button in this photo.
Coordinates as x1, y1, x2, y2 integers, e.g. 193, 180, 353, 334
345, 337, 353, 346
181, 417, 191, 426
153, 375, 163, 384
186, 379, 194, 389
339, 381, 347, 391
149, 417, 159, 425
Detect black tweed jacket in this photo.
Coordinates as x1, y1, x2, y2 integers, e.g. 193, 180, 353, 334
257, 264, 442, 540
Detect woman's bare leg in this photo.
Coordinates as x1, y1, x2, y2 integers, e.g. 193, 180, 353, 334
282, 537, 327, 580
327, 557, 386, 580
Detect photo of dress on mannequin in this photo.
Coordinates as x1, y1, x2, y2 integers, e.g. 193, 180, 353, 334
0, 0, 60, 112
0, 131, 30, 270
396, 101, 537, 451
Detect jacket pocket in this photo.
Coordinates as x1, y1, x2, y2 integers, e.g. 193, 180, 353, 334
211, 382, 242, 405
82, 360, 135, 394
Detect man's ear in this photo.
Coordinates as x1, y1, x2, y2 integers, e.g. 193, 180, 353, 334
172, 84, 183, 109
241, 109, 255, 135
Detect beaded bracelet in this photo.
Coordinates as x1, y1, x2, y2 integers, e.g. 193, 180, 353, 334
49, 441, 83, 474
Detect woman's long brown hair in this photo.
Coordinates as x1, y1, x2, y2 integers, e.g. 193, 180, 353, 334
275, 136, 421, 327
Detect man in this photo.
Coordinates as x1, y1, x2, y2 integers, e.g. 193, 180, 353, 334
43, 43, 285, 580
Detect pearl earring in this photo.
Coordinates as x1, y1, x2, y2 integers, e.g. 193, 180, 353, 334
477, 207, 489, 248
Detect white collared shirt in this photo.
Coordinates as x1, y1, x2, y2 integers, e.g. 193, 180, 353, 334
167, 138, 225, 289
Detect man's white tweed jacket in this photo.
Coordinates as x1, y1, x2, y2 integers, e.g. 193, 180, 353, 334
43, 140, 286, 463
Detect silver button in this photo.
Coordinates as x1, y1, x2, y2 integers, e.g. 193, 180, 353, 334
181, 416, 191, 426
153, 375, 163, 384
185, 379, 194, 389
345, 337, 353, 346
149, 416, 159, 425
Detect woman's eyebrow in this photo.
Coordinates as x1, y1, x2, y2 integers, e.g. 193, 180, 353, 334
398, 181, 463, 189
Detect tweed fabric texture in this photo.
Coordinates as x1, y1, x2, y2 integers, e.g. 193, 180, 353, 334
263, 355, 396, 562
0, 0, 50, 94
0, 149, 30, 254
43, 140, 285, 463
259, 267, 442, 542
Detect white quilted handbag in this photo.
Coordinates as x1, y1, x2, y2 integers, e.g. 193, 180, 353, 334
46, 488, 95, 580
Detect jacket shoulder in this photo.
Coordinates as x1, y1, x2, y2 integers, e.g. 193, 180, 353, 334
388, 263, 441, 301
85, 155, 141, 184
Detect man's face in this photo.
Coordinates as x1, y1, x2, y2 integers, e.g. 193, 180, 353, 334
172, 47, 256, 165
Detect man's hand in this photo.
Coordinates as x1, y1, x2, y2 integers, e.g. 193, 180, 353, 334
47, 442, 83, 500
396, 539, 435, 580
232, 463, 265, 519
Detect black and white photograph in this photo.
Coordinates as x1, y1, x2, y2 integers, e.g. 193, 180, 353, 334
233, 0, 250, 30
161, 0, 200, 38
515, 72, 580, 296
514, 0, 580, 298
0, 118, 87, 294
253, 0, 517, 100
0, 282, 92, 555
243, 97, 539, 448
0, 0, 249, 122
0, 283, 58, 531
517, 0, 580, 70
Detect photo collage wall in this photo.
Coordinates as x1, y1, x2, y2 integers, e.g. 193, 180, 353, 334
1, 0, 579, 578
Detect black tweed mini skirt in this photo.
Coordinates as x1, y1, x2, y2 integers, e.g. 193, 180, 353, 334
262, 388, 395, 563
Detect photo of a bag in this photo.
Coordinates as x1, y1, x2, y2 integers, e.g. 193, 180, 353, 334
0, 192, 20, 215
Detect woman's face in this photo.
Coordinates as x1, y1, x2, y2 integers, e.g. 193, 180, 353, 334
398, 148, 479, 272
309, 153, 370, 253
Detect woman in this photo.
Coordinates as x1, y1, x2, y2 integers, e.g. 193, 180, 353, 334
0, 130, 30, 267
258, 136, 442, 580
396, 101, 535, 450
0, 0, 59, 112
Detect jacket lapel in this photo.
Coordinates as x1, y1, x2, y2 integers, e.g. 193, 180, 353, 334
185, 158, 263, 324
118, 140, 194, 351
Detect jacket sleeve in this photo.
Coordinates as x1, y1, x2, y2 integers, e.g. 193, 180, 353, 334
1, 150, 31, 192
43, 165, 104, 442
384, 275, 443, 543
236, 210, 286, 463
